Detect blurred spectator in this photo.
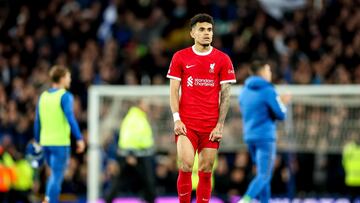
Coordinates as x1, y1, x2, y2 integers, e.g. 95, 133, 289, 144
9, 153, 34, 203
214, 154, 230, 200
105, 99, 156, 203
271, 155, 289, 196
0, 143, 17, 202
342, 135, 360, 200
155, 155, 177, 195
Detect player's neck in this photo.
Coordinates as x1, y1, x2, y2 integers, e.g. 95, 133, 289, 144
52, 83, 64, 89
193, 44, 212, 53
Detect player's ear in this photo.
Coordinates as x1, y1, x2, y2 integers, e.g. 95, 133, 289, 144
190, 29, 194, 39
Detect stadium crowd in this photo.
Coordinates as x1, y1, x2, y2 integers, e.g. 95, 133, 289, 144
0, 0, 359, 202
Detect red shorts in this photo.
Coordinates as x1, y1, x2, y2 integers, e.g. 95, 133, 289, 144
175, 127, 219, 153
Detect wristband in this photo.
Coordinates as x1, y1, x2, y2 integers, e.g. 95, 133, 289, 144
173, 112, 181, 122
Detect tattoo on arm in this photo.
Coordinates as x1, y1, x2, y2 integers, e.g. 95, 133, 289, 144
218, 83, 231, 125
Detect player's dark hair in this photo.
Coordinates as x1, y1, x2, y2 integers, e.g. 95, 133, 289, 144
190, 13, 214, 28
49, 65, 70, 83
249, 60, 267, 75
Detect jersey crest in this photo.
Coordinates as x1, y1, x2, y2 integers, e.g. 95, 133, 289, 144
209, 63, 215, 73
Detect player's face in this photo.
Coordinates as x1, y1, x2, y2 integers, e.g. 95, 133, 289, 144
190, 22, 213, 47
263, 64, 272, 82
62, 72, 71, 89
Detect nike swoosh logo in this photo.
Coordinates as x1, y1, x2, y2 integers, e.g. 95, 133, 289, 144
179, 192, 189, 196
186, 65, 195, 69
202, 198, 209, 201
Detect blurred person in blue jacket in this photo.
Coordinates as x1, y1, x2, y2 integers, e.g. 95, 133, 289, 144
237, 60, 291, 203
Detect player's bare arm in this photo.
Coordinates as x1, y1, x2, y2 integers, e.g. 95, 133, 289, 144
209, 83, 231, 142
170, 79, 187, 135
218, 83, 231, 124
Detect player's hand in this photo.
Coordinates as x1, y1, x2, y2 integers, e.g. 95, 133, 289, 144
76, 140, 85, 153
126, 155, 138, 166
209, 123, 223, 142
174, 120, 187, 135
280, 93, 292, 105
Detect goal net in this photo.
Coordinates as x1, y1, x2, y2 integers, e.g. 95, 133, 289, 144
87, 85, 360, 202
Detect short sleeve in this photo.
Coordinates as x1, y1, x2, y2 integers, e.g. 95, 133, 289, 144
167, 52, 182, 81
219, 54, 236, 84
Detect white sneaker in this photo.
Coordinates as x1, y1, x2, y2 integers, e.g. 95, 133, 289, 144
237, 198, 250, 203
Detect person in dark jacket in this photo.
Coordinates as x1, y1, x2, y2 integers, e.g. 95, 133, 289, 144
237, 60, 291, 203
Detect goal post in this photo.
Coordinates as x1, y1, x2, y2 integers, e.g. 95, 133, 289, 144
86, 86, 170, 202
87, 84, 360, 202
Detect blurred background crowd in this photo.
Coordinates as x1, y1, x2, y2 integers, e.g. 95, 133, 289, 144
0, 0, 359, 202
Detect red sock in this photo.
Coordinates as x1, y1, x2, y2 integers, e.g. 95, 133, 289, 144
196, 171, 212, 203
177, 170, 192, 203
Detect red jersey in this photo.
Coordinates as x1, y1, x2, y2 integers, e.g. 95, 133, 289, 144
167, 46, 236, 127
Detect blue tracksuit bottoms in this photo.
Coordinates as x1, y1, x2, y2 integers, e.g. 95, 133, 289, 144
43, 146, 70, 203
245, 141, 276, 203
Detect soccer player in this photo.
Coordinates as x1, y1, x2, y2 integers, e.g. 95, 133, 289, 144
237, 61, 290, 203
34, 65, 85, 203
167, 13, 236, 203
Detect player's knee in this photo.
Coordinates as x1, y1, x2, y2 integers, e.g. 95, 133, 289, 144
179, 160, 193, 172
257, 173, 271, 183
198, 160, 214, 172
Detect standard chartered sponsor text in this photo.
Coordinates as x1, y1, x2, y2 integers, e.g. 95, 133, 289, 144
194, 78, 215, 87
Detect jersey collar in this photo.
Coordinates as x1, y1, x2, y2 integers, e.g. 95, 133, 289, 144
192, 45, 213, 56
